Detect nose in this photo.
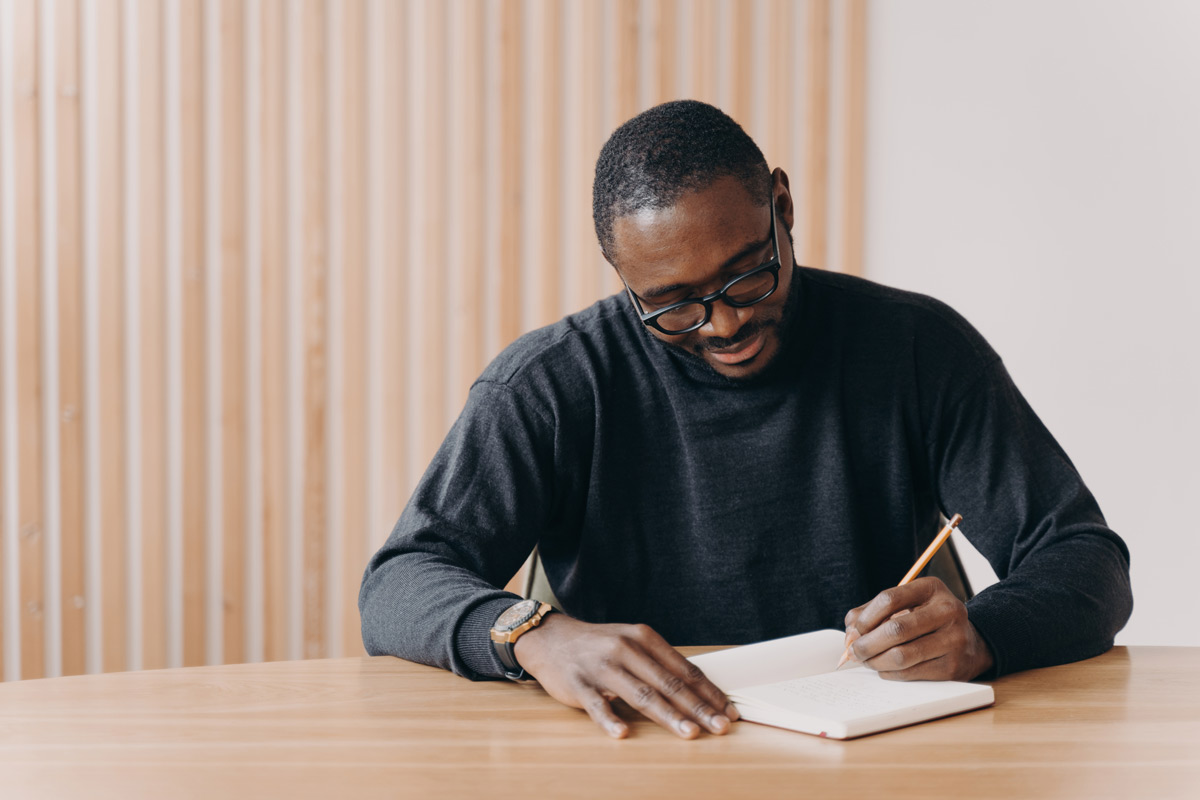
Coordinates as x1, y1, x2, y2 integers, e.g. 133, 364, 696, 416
703, 299, 752, 340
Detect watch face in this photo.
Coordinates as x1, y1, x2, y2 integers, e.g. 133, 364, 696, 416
495, 599, 538, 632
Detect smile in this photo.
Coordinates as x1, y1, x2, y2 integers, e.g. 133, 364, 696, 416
707, 329, 768, 365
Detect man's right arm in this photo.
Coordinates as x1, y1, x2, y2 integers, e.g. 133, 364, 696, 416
358, 378, 735, 737
358, 380, 549, 678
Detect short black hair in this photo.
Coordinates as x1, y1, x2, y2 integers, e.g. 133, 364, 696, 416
592, 100, 771, 262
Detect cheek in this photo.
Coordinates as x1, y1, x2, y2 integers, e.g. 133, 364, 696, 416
649, 327, 703, 351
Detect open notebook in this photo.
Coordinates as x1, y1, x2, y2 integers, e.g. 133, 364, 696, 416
688, 629, 994, 740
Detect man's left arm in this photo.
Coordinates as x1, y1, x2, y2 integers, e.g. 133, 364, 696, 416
846, 358, 1133, 680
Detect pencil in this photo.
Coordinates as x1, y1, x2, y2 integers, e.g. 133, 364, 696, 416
836, 513, 964, 670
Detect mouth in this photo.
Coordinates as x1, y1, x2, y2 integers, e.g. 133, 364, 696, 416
706, 329, 768, 366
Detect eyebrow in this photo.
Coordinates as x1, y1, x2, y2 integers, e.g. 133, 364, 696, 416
638, 235, 773, 301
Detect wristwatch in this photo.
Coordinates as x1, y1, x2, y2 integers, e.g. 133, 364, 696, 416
489, 599, 554, 681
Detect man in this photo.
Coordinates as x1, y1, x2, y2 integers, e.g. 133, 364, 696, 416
360, 100, 1132, 740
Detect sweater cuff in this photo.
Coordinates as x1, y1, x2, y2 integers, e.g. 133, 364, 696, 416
454, 596, 525, 680
966, 593, 1037, 680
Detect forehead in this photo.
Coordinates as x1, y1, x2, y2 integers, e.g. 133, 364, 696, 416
610, 175, 768, 293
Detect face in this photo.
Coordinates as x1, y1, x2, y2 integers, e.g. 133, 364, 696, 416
610, 171, 798, 380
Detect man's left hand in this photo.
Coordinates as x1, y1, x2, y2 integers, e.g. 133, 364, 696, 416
842, 577, 994, 681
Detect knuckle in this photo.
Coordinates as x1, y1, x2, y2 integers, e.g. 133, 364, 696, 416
584, 698, 608, 717
876, 590, 895, 608
684, 663, 704, 682
885, 617, 907, 639
632, 684, 655, 709
661, 675, 685, 697
631, 623, 653, 641
691, 700, 712, 719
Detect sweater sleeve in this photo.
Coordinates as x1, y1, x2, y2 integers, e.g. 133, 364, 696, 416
929, 359, 1133, 678
358, 380, 557, 680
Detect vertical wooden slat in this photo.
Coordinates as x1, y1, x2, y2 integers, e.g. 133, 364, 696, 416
0, 0, 21, 681
726, 0, 752, 130
763, 0, 789, 169
405, 0, 446, 512
259, 0, 287, 664
364, 0, 382, 571
323, 0, 344, 658
78, 0, 101, 676
163, 0, 184, 669
55, 0, 85, 677
15, 0, 47, 682
366, 0, 407, 559
612, 0, 637, 124
38, 0, 63, 680
446, 0, 484, 411
805, 0, 829, 269
121, 0, 143, 673
97, 0, 131, 676
652, 0, 677, 106
496, 0, 522, 350
840, 0, 866, 277
605, 0, 638, 297
136, 0, 166, 672
338, 0, 367, 658
689, 0, 716, 105
202, 0, 223, 666
219, 0, 245, 666
179, 0, 207, 669
528, 0, 561, 330
562, 0, 603, 315
300, 0, 326, 660
243, 0, 263, 664
284, 0, 304, 662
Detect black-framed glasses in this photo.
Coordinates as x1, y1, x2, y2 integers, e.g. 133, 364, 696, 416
624, 198, 781, 335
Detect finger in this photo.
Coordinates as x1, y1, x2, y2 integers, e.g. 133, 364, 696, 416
851, 602, 946, 664
876, 652, 954, 682
844, 604, 866, 634
624, 649, 731, 734
576, 686, 630, 739
861, 627, 946, 673
628, 626, 739, 722
611, 667, 703, 739
851, 579, 941, 638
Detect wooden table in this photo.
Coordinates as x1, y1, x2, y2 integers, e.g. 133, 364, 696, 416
1, 646, 1197, 799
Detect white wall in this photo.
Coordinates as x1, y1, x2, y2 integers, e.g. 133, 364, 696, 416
864, 0, 1200, 645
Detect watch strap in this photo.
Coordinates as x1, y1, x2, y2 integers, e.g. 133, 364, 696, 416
496, 640, 526, 680
490, 601, 552, 681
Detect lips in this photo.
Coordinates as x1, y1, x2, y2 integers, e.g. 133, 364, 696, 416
707, 329, 768, 365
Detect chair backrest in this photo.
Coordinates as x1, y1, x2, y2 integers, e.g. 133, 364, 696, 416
924, 534, 974, 603
521, 523, 975, 609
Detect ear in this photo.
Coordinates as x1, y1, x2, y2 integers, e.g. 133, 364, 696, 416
772, 168, 796, 233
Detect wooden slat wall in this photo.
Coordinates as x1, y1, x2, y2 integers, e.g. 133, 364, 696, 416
0, 0, 867, 680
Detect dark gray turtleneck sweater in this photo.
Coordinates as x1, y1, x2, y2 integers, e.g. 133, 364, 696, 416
359, 267, 1132, 680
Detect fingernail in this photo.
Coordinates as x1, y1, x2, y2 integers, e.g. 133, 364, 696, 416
725, 703, 740, 721
680, 720, 699, 736
711, 714, 730, 733
608, 722, 627, 737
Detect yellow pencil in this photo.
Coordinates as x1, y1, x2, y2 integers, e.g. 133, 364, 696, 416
836, 514, 963, 670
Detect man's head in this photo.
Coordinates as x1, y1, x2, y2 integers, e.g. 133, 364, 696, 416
593, 100, 798, 380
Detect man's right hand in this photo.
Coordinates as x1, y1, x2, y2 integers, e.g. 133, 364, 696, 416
512, 613, 738, 739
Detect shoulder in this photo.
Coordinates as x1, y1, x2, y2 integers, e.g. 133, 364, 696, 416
799, 268, 1000, 373
472, 295, 639, 416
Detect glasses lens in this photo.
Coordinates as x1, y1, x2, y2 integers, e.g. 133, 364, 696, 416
725, 268, 777, 306
656, 302, 708, 333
